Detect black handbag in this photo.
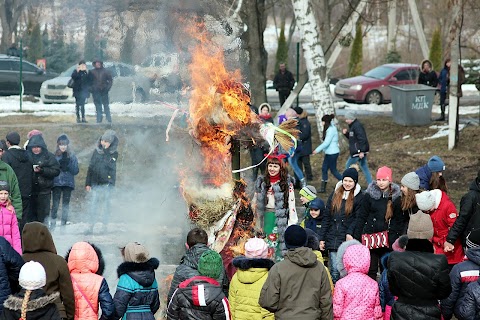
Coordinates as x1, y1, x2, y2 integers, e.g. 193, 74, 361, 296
67, 78, 75, 88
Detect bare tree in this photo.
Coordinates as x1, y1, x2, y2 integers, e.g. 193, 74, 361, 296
0, 0, 28, 52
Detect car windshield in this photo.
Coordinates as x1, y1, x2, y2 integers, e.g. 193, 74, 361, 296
364, 66, 395, 80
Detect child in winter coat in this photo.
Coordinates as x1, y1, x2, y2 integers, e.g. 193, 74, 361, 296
0, 181, 21, 254
1, 261, 61, 320
66, 242, 114, 320
113, 242, 160, 319
415, 155, 447, 191
229, 237, 274, 320
299, 185, 317, 221
300, 197, 324, 238
415, 190, 464, 266
51, 134, 79, 227
320, 168, 363, 284
254, 154, 297, 260
85, 129, 118, 233
379, 236, 408, 320
333, 240, 383, 320
168, 250, 231, 320
457, 275, 480, 320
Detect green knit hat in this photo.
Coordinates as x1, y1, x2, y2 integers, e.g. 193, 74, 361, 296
299, 185, 317, 202
198, 250, 223, 279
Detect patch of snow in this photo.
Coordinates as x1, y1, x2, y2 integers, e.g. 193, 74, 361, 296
402, 135, 410, 139
423, 124, 466, 140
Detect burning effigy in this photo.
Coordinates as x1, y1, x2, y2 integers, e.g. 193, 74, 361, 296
179, 21, 299, 275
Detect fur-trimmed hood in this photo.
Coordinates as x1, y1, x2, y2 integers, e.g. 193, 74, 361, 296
232, 256, 274, 270
65, 242, 105, 275
117, 258, 159, 287
3, 290, 59, 311
365, 181, 401, 202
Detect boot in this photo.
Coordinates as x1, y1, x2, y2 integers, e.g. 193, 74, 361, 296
320, 180, 327, 193
75, 105, 81, 123
300, 178, 307, 188
435, 105, 446, 121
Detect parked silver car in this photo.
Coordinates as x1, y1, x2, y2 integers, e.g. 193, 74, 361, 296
40, 62, 151, 104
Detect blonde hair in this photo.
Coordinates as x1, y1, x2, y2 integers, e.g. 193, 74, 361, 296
21, 289, 32, 319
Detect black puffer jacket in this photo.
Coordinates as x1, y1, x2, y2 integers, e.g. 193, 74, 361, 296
447, 179, 480, 246
26, 135, 60, 194
1, 290, 61, 320
85, 136, 119, 187
168, 244, 229, 303
441, 247, 480, 320
273, 70, 295, 91
113, 258, 160, 320
320, 182, 364, 250
344, 118, 369, 157
297, 111, 312, 156
2, 147, 33, 197
354, 182, 403, 246
89, 60, 113, 93
167, 276, 230, 320
388, 239, 452, 320
0, 237, 24, 312
71, 69, 90, 97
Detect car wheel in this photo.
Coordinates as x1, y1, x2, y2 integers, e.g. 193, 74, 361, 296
134, 88, 146, 103
365, 90, 382, 104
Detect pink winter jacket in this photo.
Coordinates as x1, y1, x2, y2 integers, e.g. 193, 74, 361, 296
333, 244, 382, 320
0, 203, 21, 254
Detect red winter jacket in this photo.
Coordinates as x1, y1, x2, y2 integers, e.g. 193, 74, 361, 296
429, 190, 464, 264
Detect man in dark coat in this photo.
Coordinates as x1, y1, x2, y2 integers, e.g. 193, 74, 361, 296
22, 222, 75, 320
168, 228, 229, 303
442, 231, 480, 320
273, 63, 295, 106
85, 130, 118, 233
3, 132, 33, 229
444, 170, 480, 251
0, 236, 24, 313
343, 111, 372, 184
26, 135, 60, 224
259, 225, 333, 319
388, 211, 451, 320
294, 106, 313, 181
88, 59, 113, 123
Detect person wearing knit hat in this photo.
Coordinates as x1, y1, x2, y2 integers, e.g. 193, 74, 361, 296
401, 172, 420, 191
388, 213, 452, 320
400, 172, 421, 234
2, 261, 61, 319
299, 185, 317, 203
254, 154, 296, 261
415, 155, 447, 191
168, 250, 231, 319
229, 237, 275, 319
85, 130, 119, 233
320, 167, 363, 284
343, 112, 372, 185
344, 111, 356, 121
51, 133, 79, 228
300, 197, 324, 240
114, 242, 160, 319
442, 228, 480, 320
356, 165, 402, 280
312, 113, 342, 193
416, 189, 465, 267
5, 132, 20, 146
259, 227, 333, 319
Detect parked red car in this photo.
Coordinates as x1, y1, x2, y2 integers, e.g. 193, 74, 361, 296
335, 63, 420, 104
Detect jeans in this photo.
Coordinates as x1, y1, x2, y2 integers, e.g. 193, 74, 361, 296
298, 155, 313, 180
328, 251, 340, 284
92, 91, 111, 123
30, 193, 51, 224
51, 186, 73, 224
346, 155, 373, 184
89, 185, 112, 228
288, 152, 304, 181
322, 153, 342, 181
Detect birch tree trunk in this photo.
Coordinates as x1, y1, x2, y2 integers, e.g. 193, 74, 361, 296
291, 0, 334, 137
387, 0, 397, 52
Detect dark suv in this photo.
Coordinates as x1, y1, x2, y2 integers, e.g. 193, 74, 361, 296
0, 54, 57, 96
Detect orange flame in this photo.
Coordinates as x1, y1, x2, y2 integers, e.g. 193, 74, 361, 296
187, 21, 252, 186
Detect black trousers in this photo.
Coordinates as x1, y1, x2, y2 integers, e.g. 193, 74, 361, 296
18, 196, 31, 232
368, 247, 390, 280
298, 155, 313, 180
92, 91, 111, 123
278, 89, 291, 106
30, 192, 51, 224
51, 186, 73, 224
